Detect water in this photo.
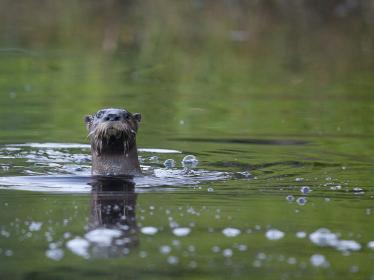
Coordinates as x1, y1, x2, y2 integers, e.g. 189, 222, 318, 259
1, 1, 374, 279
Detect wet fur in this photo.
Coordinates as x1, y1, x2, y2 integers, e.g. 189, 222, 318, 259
88, 121, 137, 156
85, 108, 141, 176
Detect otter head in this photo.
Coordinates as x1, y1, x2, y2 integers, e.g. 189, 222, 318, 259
85, 108, 141, 156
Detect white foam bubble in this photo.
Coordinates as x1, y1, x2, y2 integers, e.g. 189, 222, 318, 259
45, 248, 64, 261
222, 248, 233, 257
84, 228, 121, 246
222, 227, 241, 237
172, 227, 191, 237
296, 231, 307, 239
309, 228, 361, 252
29, 222, 42, 231
181, 155, 199, 168
309, 228, 339, 247
160, 245, 172, 254
167, 255, 179, 264
310, 254, 329, 268
336, 240, 361, 252
164, 159, 176, 168
66, 237, 90, 258
140, 226, 158, 235
265, 229, 285, 240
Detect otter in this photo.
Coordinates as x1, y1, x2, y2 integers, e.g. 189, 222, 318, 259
85, 108, 142, 176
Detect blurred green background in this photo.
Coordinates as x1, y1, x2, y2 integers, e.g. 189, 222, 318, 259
0, 0, 373, 147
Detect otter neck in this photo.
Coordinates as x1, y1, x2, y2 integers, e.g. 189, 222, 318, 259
91, 144, 141, 176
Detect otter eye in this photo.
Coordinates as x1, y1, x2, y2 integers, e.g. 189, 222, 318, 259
96, 111, 104, 118
122, 111, 129, 119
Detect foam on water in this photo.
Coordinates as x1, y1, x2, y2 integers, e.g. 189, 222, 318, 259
66, 237, 90, 258
84, 228, 122, 246
265, 229, 285, 240
222, 227, 241, 237
172, 227, 191, 237
310, 254, 329, 268
141, 227, 158, 235
309, 228, 362, 252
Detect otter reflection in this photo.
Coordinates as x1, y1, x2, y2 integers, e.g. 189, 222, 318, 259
87, 176, 139, 258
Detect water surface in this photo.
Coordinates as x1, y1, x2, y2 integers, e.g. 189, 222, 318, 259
0, 1, 373, 279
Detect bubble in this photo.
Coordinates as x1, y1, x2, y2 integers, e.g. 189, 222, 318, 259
207, 187, 214, 192
181, 155, 199, 168
46, 248, 64, 261
188, 261, 197, 268
296, 231, 307, 239
167, 256, 179, 265
336, 240, 361, 252
172, 227, 191, 237
309, 228, 338, 247
295, 178, 304, 182
265, 229, 285, 240
164, 159, 176, 168
300, 186, 311, 194
139, 251, 147, 258
1, 229, 10, 238
140, 227, 158, 235
257, 252, 267, 260
286, 195, 295, 202
352, 187, 364, 194
160, 245, 172, 254
368, 241, 374, 249
66, 237, 90, 259
123, 248, 130, 255
309, 228, 361, 252
237, 244, 247, 251
4, 250, 13, 257
252, 260, 262, 267
149, 156, 159, 162
350, 266, 359, 273
188, 245, 195, 252
330, 185, 342, 190
85, 228, 121, 246
296, 197, 307, 206
222, 248, 233, 257
222, 227, 241, 237
29, 222, 43, 231
212, 246, 220, 253
310, 254, 329, 268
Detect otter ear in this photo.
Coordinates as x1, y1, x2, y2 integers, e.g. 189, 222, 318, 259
84, 115, 92, 124
84, 115, 92, 130
133, 113, 141, 122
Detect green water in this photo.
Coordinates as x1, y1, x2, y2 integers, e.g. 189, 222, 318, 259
0, 1, 374, 279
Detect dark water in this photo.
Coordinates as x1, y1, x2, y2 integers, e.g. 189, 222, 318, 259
0, 1, 374, 279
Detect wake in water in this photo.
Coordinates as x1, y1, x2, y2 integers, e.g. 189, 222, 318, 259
0, 143, 239, 193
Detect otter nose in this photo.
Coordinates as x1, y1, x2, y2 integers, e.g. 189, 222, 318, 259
104, 113, 121, 121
